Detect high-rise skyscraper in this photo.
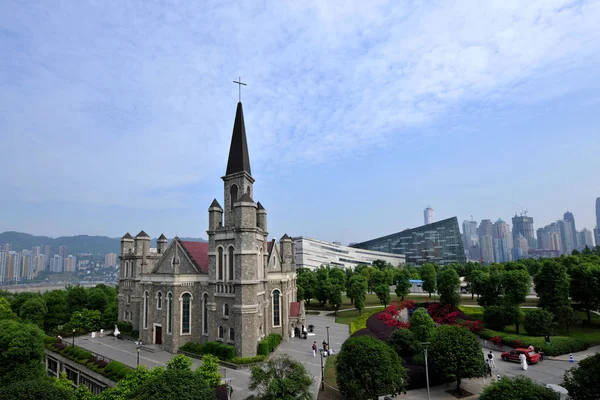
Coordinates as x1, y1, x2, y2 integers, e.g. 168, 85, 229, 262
513, 233, 529, 260
43, 245, 51, 267
58, 246, 67, 259
50, 255, 63, 273
493, 218, 512, 263
579, 228, 595, 249
563, 211, 578, 250
596, 198, 600, 246
0, 252, 7, 283
462, 220, 478, 248
512, 214, 536, 250
557, 219, 575, 254
479, 219, 494, 264
424, 207, 434, 225
105, 253, 118, 267
63, 255, 76, 273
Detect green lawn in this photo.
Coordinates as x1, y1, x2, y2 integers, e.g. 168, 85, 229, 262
317, 354, 343, 400
334, 307, 384, 327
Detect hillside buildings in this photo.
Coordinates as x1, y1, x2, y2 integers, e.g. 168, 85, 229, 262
294, 237, 405, 270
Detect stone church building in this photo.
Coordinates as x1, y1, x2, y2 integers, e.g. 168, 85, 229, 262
117, 102, 305, 357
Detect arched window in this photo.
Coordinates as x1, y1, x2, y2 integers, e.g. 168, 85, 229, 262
143, 291, 149, 329
181, 293, 192, 334
272, 289, 281, 327
203, 293, 208, 335
228, 246, 234, 281
230, 184, 238, 210
218, 326, 224, 339
224, 303, 229, 317
229, 328, 235, 341
167, 292, 173, 334
156, 291, 162, 310
124, 261, 129, 277
217, 247, 224, 280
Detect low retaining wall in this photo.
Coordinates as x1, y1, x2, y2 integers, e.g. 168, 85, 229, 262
479, 338, 513, 353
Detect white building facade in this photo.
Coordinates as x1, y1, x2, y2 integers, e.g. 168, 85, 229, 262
294, 236, 405, 270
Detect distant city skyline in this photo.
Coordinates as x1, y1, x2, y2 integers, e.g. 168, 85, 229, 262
1, 1, 600, 244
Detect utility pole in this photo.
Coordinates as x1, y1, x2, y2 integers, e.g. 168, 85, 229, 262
421, 342, 431, 400
320, 350, 325, 391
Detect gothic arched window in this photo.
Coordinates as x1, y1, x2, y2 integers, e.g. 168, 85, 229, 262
228, 246, 234, 281
167, 292, 173, 334
143, 291, 149, 329
272, 289, 281, 327
217, 247, 224, 280
156, 291, 162, 310
124, 261, 129, 277
230, 185, 238, 210
203, 293, 208, 335
224, 303, 229, 317
218, 326, 224, 339
181, 293, 192, 334
229, 328, 235, 341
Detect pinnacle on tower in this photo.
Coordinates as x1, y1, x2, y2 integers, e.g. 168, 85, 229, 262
226, 102, 252, 176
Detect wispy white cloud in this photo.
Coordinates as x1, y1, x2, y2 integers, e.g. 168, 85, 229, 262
1, 0, 599, 208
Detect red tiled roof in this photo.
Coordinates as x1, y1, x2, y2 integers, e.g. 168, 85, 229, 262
180, 241, 209, 274
290, 302, 301, 317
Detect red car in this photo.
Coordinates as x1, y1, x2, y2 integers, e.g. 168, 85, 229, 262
501, 348, 541, 364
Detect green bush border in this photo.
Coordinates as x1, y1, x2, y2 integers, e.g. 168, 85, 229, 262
350, 308, 383, 334
479, 328, 588, 356
179, 341, 237, 361
257, 334, 282, 356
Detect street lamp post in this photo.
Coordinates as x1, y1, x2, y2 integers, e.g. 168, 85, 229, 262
319, 349, 325, 391
72, 328, 75, 347
421, 342, 431, 400
135, 341, 142, 367
326, 326, 330, 346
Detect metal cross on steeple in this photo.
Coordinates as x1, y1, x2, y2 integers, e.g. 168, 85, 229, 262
233, 77, 247, 102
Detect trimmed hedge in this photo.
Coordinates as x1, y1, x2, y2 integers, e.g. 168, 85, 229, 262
257, 334, 283, 356
47, 343, 132, 381
350, 308, 384, 334
480, 328, 588, 356
230, 355, 266, 365
179, 341, 236, 360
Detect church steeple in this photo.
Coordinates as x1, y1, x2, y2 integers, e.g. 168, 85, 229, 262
226, 102, 252, 176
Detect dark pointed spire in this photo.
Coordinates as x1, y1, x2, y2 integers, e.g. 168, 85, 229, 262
226, 102, 252, 176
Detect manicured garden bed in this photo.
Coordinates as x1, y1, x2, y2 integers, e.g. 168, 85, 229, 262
179, 334, 282, 366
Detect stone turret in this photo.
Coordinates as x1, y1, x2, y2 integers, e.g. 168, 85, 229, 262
280, 234, 294, 272
208, 199, 223, 231
234, 192, 257, 229
157, 234, 168, 254
134, 231, 150, 271
256, 202, 267, 231
121, 233, 134, 255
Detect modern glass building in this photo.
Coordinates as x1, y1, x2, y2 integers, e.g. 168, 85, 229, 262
350, 217, 466, 266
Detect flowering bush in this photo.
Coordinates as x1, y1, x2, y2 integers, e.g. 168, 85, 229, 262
490, 336, 503, 346
399, 300, 416, 310
377, 303, 411, 329
427, 303, 463, 324
459, 319, 484, 334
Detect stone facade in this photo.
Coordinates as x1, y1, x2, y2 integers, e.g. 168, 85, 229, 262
117, 102, 304, 356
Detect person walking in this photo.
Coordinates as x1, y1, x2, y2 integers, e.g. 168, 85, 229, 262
485, 358, 493, 377
519, 352, 528, 371
538, 347, 544, 361
487, 351, 496, 368
312, 341, 317, 357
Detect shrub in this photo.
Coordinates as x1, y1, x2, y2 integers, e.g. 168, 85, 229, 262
44, 336, 58, 345
257, 341, 270, 356
562, 353, 600, 400
410, 308, 436, 342
523, 309, 554, 336
458, 319, 484, 334
483, 306, 518, 330
479, 376, 560, 400
116, 321, 133, 334
231, 355, 266, 365
479, 328, 588, 356
387, 328, 419, 357
489, 336, 503, 347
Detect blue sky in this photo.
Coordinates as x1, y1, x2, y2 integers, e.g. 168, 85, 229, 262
1, 0, 600, 244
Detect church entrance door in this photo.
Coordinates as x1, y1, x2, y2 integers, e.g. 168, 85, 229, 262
155, 326, 162, 345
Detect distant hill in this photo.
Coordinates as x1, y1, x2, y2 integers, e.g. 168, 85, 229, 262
0, 231, 206, 255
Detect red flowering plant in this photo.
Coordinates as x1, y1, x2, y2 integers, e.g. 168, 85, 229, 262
458, 319, 484, 334
399, 300, 416, 310
376, 303, 411, 329
489, 336, 503, 346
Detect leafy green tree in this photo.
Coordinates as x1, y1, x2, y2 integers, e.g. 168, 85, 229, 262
429, 325, 486, 392
196, 354, 221, 388
0, 297, 18, 321
247, 354, 313, 400
523, 309, 555, 336
479, 376, 560, 400
329, 267, 347, 289
166, 354, 193, 371
315, 267, 332, 306
0, 377, 72, 400
102, 301, 119, 329
372, 259, 391, 271
43, 290, 68, 332
409, 308, 436, 342
394, 268, 412, 300
470, 269, 488, 299
54, 372, 74, 392
483, 305, 519, 331
420, 264, 437, 298
72, 385, 95, 400
555, 306, 581, 335
374, 284, 390, 308
360, 266, 376, 293
0, 319, 46, 385
388, 328, 419, 357
438, 268, 460, 306
562, 353, 600, 400
501, 269, 531, 334
354, 292, 366, 315
534, 260, 570, 316
132, 367, 214, 400
96, 365, 157, 400
569, 263, 600, 324
328, 285, 343, 314
347, 275, 368, 306
87, 287, 109, 312
67, 286, 89, 314
296, 269, 316, 305
10, 292, 42, 316
477, 268, 503, 307
70, 309, 102, 332
20, 297, 47, 327
336, 336, 407, 400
